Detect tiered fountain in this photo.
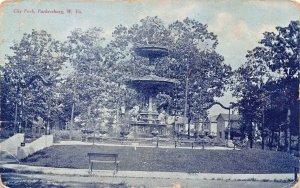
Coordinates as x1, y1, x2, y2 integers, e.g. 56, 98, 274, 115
126, 46, 178, 137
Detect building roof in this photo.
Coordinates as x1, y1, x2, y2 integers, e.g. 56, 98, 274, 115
216, 113, 240, 121
208, 115, 218, 123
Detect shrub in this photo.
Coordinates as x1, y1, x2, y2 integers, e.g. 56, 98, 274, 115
52, 130, 82, 142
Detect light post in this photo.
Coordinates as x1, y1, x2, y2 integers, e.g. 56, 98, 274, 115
198, 131, 205, 150
228, 108, 231, 141
46, 110, 50, 135
175, 70, 190, 139
151, 129, 159, 147
182, 62, 193, 139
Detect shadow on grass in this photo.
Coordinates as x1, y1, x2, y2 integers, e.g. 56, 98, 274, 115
21, 150, 48, 163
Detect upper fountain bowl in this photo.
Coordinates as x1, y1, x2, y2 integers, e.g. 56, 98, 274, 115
134, 46, 169, 59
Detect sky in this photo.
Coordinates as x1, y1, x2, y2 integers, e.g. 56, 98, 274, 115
0, 0, 299, 115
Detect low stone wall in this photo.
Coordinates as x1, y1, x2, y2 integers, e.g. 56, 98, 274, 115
1, 133, 24, 157
17, 135, 53, 160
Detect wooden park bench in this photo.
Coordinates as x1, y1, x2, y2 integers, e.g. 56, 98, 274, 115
87, 153, 119, 175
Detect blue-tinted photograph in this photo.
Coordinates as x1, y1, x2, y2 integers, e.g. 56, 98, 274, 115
0, 0, 299, 187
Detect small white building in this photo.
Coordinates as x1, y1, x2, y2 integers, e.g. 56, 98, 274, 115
207, 115, 218, 136
216, 113, 241, 140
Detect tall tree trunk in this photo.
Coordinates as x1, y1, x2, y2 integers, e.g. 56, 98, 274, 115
287, 108, 291, 152
70, 101, 75, 140
249, 123, 253, 148
32, 117, 35, 139
38, 126, 41, 137
284, 129, 288, 151
277, 130, 281, 151
262, 133, 265, 150
288, 129, 292, 153
14, 104, 18, 133
269, 131, 274, 150
284, 128, 289, 152
25, 118, 27, 134
187, 117, 191, 139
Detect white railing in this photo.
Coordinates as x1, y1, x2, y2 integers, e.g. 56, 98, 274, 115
0, 133, 24, 157
17, 135, 53, 160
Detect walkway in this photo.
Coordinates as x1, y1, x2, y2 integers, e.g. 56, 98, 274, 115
2, 163, 295, 181
3, 173, 293, 188
54, 140, 237, 150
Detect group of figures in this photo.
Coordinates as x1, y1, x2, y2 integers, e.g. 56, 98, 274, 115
127, 105, 168, 125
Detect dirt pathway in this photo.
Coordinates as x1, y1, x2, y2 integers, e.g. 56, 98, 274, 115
2, 173, 292, 188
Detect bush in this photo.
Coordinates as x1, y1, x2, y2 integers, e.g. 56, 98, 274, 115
52, 130, 82, 142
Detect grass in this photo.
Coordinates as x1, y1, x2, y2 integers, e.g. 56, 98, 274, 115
21, 145, 298, 174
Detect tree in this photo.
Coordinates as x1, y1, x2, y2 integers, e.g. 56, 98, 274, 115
108, 17, 232, 137
168, 18, 232, 137
0, 30, 64, 134
260, 21, 299, 151
63, 27, 123, 133
106, 17, 173, 112
233, 21, 299, 150
232, 46, 271, 148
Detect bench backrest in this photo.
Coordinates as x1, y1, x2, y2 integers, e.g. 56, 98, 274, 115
87, 153, 118, 160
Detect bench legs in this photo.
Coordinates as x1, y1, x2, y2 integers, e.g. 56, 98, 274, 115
89, 162, 119, 175
113, 163, 119, 175
89, 162, 94, 174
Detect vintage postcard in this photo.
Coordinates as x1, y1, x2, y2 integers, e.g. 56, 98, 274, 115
0, 0, 299, 187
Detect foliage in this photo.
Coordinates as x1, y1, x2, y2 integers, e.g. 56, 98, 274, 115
232, 21, 299, 149
62, 27, 119, 131
109, 17, 232, 123
1, 17, 233, 136
52, 130, 82, 142
0, 30, 64, 131
56, 17, 232, 134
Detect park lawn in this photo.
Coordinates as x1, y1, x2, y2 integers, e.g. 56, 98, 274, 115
21, 145, 298, 174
